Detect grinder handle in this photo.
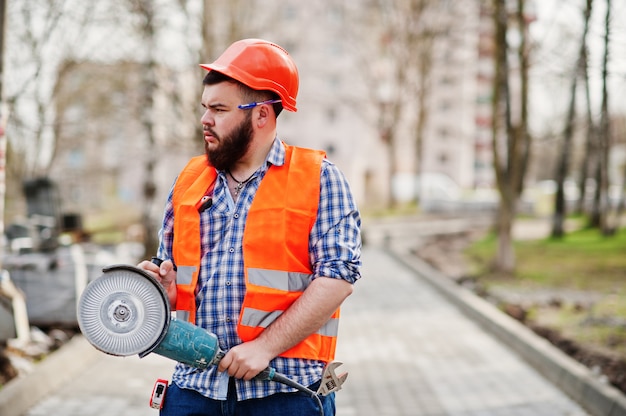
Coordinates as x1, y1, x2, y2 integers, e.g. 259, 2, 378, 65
211, 354, 276, 382
255, 367, 277, 381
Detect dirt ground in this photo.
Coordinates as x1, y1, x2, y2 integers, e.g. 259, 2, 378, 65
413, 230, 626, 395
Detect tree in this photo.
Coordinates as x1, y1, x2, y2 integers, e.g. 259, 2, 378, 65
128, 0, 159, 255
4, 1, 102, 179
2, 0, 110, 233
346, 0, 448, 208
615, 117, 626, 226
590, 0, 612, 234
575, 44, 596, 216
490, 0, 532, 274
551, 0, 594, 238
0, 0, 7, 266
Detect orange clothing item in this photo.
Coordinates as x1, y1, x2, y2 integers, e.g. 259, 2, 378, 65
172, 155, 215, 324
171, 144, 339, 362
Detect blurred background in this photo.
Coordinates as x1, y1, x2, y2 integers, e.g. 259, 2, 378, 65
1, 0, 626, 246
0, 0, 625, 395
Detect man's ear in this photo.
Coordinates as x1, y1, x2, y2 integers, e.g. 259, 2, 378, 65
255, 104, 271, 128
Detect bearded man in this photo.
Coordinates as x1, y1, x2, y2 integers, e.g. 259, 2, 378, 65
138, 39, 362, 416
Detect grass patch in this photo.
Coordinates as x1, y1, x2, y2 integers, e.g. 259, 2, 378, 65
465, 226, 626, 359
467, 227, 626, 291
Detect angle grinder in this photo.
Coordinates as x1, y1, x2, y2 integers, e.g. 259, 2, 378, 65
77, 264, 225, 367
77, 263, 345, 413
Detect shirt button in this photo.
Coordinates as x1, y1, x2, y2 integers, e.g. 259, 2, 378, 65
226, 281, 231, 286
229, 247, 235, 253
225, 317, 232, 322
233, 213, 239, 219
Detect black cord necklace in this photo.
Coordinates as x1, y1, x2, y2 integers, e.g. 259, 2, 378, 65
227, 170, 256, 197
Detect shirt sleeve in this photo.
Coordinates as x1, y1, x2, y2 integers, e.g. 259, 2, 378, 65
310, 159, 362, 284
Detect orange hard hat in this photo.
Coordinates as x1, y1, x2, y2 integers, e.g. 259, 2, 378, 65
200, 39, 299, 112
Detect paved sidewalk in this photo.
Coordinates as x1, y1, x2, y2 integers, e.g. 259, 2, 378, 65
334, 247, 587, 415
20, 247, 589, 415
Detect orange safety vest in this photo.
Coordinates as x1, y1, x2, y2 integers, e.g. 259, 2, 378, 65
171, 144, 339, 362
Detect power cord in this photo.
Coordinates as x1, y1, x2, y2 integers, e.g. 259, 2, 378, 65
256, 368, 325, 416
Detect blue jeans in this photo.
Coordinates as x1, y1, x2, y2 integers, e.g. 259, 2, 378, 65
160, 378, 335, 416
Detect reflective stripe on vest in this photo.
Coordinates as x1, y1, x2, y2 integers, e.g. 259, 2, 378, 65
241, 307, 339, 336
248, 268, 311, 292
240, 268, 339, 338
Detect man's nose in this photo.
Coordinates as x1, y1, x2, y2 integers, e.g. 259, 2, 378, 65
201, 109, 214, 125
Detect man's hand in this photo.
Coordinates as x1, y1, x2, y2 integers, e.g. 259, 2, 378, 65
218, 339, 274, 380
137, 259, 177, 308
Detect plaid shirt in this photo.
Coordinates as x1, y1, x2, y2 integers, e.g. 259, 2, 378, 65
157, 138, 362, 401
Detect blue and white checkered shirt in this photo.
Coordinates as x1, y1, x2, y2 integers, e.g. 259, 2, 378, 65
157, 138, 362, 401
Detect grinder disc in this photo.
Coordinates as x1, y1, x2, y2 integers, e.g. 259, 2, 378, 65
77, 265, 170, 357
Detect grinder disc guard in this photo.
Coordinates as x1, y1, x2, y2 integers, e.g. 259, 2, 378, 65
77, 265, 170, 357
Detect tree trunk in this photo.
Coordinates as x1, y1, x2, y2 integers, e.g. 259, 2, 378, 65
552, 0, 593, 237
130, 0, 159, 256
591, 155, 602, 227
553, 52, 579, 239
414, 39, 433, 204
200, 0, 214, 62
496, 200, 516, 273
576, 46, 595, 216
490, 0, 532, 274
514, 0, 531, 197
0, 0, 7, 269
616, 162, 626, 227
598, 0, 612, 235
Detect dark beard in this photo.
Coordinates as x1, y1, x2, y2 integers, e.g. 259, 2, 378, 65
205, 112, 254, 171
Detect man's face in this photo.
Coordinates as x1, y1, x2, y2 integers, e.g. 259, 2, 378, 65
201, 83, 254, 171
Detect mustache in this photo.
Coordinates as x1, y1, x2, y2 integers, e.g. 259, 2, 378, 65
204, 127, 219, 139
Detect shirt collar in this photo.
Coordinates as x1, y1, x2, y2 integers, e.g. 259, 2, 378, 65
266, 137, 285, 168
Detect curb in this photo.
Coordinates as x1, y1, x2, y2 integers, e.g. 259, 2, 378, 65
0, 335, 100, 416
391, 248, 626, 416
